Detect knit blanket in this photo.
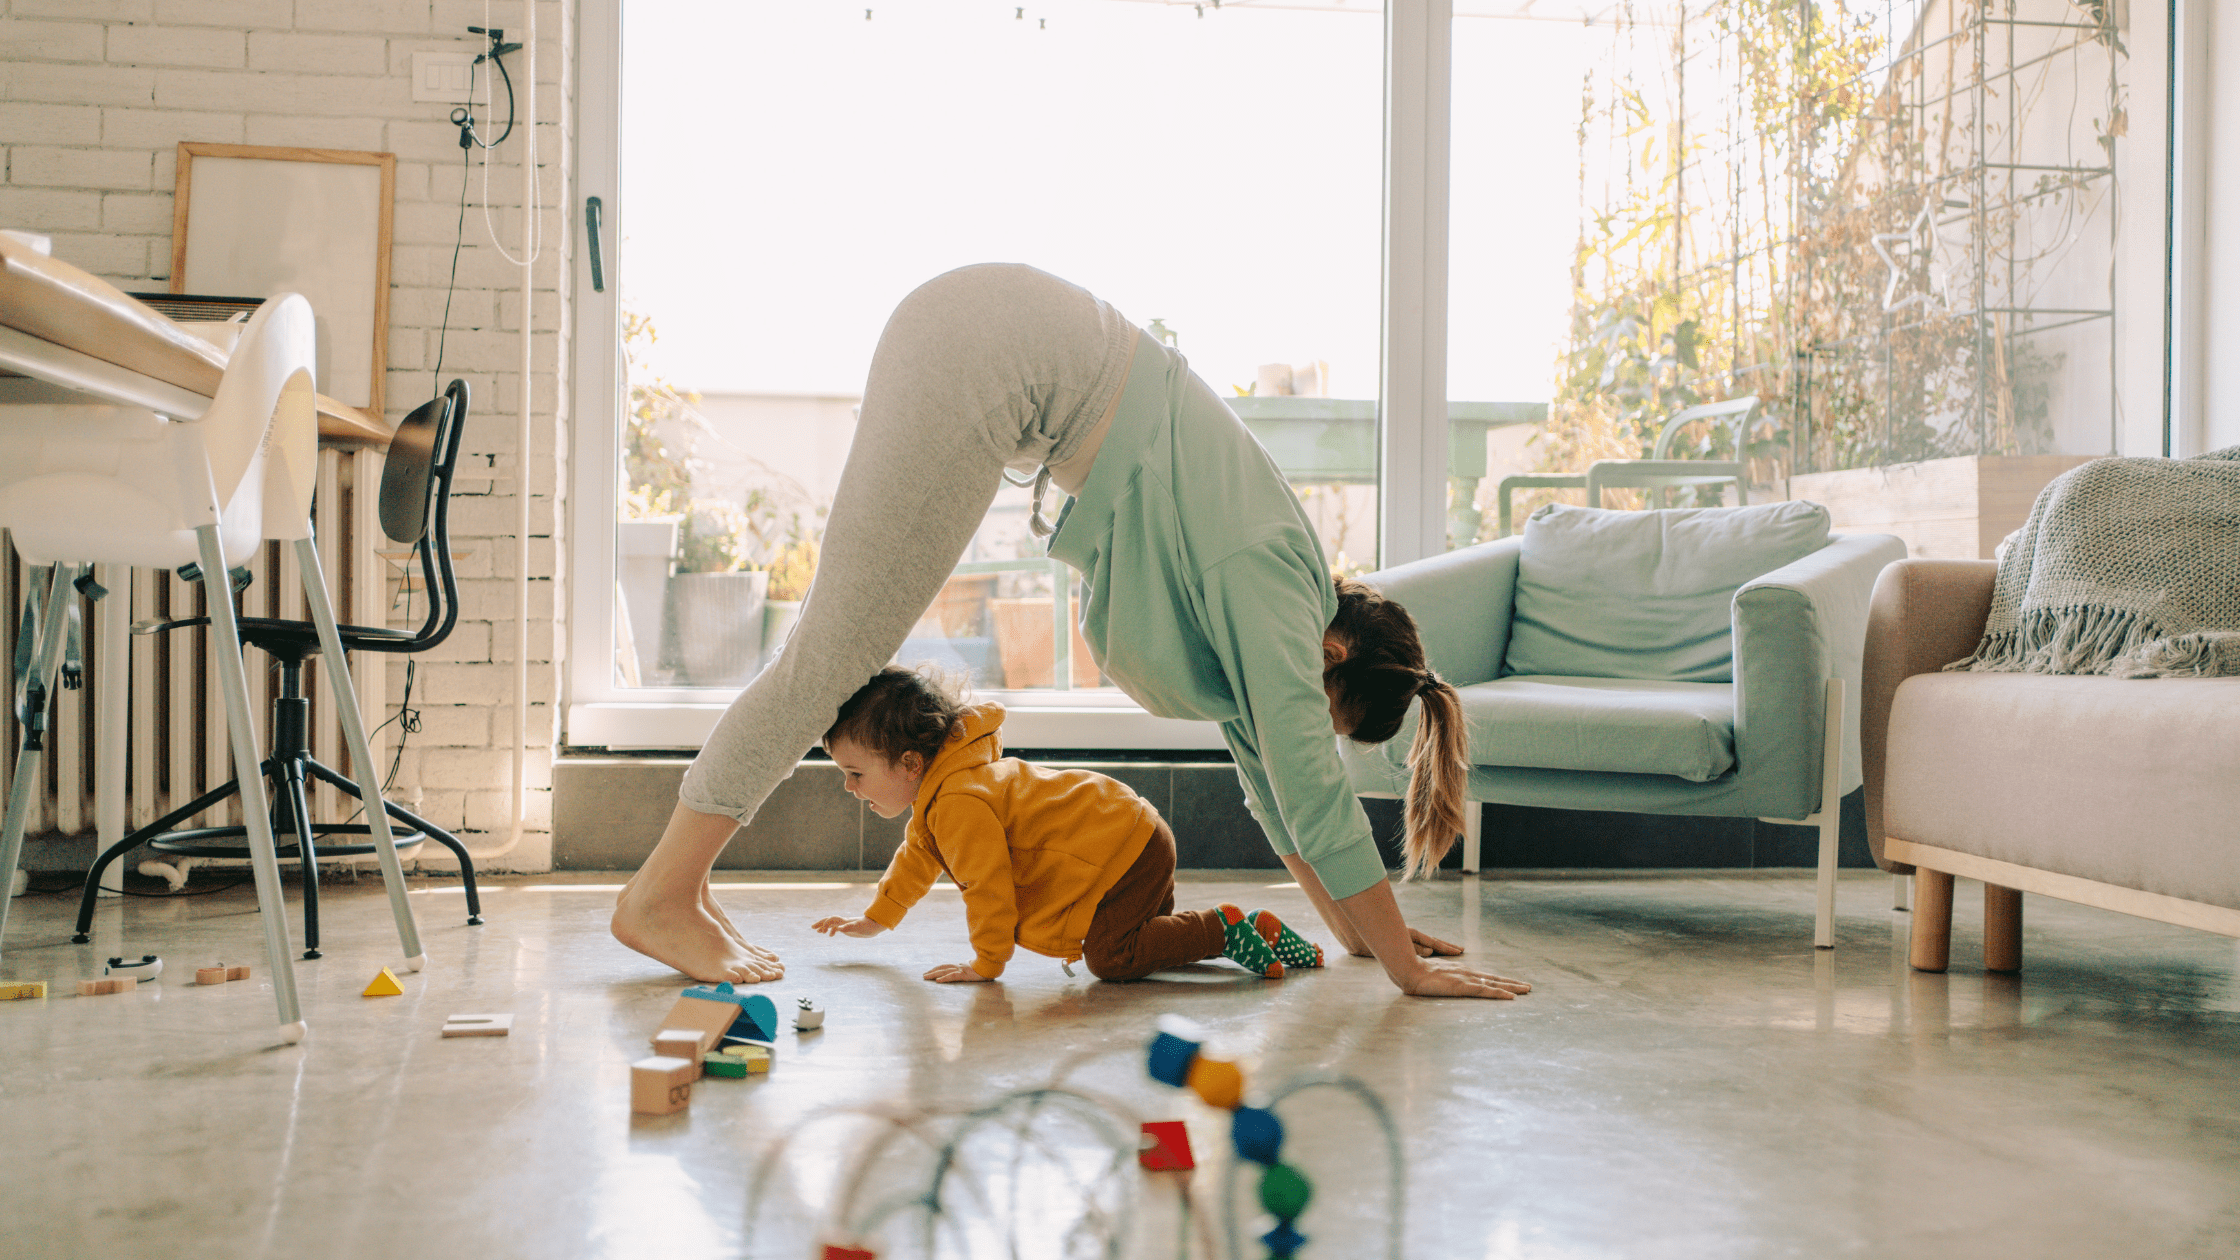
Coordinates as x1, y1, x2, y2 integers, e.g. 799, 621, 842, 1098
1948, 447, 2240, 678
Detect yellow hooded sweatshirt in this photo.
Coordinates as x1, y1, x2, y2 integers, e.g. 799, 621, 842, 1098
860, 702, 1159, 979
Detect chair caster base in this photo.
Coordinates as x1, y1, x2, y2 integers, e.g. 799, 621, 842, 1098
71, 933, 89, 944
302, 949, 322, 960
467, 915, 484, 926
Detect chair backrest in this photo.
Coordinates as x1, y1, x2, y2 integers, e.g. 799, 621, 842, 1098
374, 378, 469, 651
1650, 396, 1761, 461
203, 293, 317, 545
0, 292, 314, 570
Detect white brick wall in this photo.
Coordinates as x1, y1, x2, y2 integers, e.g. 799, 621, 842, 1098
1, 0, 573, 871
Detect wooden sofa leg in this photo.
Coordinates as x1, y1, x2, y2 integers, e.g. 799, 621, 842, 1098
1460, 805, 1481, 875
1910, 868, 1954, 972
1984, 883, 2023, 973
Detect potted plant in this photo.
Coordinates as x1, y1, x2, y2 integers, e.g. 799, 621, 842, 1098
762, 536, 817, 657
663, 498, 768, 687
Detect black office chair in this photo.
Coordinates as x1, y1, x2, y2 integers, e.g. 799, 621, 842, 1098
73, 379, 485, 956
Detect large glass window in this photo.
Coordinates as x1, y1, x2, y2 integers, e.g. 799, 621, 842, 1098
1446, 11, 1604, 549
608, 0, 1382, 704
1463, 0, 2140, 561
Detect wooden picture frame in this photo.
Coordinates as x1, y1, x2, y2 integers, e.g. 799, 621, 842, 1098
170, 143, 395, 418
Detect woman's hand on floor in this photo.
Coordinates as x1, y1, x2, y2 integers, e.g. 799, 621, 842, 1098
1398, 959, 1533, 999
923, 962, 992, 983
812, 915, 886, 938
1409, 927, 1464, 958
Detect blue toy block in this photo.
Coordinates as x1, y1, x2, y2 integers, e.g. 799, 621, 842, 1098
1146, 1030, 1200, 1088
679, 982, 781, 1042
1259, 1221, 1307, 1256
1230, 1105, 1284, 1164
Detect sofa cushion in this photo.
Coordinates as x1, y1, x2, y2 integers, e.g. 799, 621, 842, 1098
1885, 673, 2240, 910
1505, 501, 1831, 683
1458, 675, 1736, 781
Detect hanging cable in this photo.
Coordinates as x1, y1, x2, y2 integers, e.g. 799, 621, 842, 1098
476, 0, 542, 267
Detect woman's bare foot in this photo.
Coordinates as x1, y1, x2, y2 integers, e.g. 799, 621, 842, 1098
613, 878, 783, 984
700, 880, 783, 970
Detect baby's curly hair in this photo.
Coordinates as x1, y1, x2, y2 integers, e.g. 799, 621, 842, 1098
823, 666, 967, 769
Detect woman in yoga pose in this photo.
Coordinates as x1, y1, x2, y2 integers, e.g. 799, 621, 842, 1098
611, 263, 1530, 1000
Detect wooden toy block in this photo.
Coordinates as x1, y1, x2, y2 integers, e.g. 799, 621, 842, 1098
701, 1051, 747, 1079
362, 967, 404, 998
196, 967, 228, 986
653, 1028, 704, 1062
76, 977, 137, 996
722, 1043, 773, 1075
441, 1014, 514, 1038
820, 1246, 877, 1260
650, 995, 739, 1056
630, 1056, 696, 1115
225, 965, 251, 981
0, 980, 48, 1001
1139, 1120, 1196, 1171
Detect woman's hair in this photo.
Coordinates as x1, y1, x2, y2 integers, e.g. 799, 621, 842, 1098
1325, 577, 1469, 879
823, 666, 968, 770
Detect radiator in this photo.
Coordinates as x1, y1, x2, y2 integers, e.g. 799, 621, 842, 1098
1, 447, 393, 863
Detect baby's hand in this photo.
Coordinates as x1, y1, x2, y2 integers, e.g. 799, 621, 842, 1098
811, 915, 886, 938
922, 962, 992, 984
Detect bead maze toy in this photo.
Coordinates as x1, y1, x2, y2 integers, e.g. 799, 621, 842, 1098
1146, 1017, 1313, 1258
743, 1014, 1404, 1259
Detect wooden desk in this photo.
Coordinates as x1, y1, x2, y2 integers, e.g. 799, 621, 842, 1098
0, 233, 393, 448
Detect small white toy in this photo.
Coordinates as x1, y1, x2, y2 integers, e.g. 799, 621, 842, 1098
104, 955, 162, 982
794, 997, 825, 1031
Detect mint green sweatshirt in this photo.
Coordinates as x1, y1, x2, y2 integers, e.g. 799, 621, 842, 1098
1047, 336, 1389, 900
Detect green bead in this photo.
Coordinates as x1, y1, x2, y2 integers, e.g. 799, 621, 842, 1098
1258, 1162, 1312, 1219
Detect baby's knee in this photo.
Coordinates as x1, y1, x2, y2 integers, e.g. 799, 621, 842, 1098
1081, 941, 1145, 983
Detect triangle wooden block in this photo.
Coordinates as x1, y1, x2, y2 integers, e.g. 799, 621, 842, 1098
652, 995, 743, 1056
362, 967, 405, 998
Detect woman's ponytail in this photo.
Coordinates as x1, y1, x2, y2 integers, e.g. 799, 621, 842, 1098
1325, 579, 1473, 880
1401, 674, 1469, 879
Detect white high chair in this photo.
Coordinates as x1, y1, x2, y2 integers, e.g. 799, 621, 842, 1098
0, 292, 423, 1042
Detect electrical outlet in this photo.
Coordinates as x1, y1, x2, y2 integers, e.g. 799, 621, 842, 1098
412, 51, 479, 104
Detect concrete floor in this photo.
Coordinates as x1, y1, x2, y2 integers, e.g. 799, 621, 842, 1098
3, 868, 2238, 1259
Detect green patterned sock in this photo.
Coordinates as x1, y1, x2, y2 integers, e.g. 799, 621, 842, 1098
1217, 903, 1284, 978
1249, 908, 1324, 969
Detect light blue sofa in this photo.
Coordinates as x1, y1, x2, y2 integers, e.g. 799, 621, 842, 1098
1341, 505, 1907, 946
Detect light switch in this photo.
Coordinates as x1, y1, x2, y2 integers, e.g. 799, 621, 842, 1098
412, 51, 479, 104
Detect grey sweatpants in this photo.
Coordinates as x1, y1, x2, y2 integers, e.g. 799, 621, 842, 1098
679, 264, 1137, 820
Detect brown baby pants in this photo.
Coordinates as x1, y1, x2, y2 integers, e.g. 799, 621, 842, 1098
1081, 818, 1227, 981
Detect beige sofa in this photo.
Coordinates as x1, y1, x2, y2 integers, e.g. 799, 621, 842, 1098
1862, 559, 2240, 972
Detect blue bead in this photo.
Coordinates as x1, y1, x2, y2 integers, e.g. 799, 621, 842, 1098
1146, 1031, 1201, 1088
1260, 1221, 1307, 1255
1230, 1105, 1284, 1164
